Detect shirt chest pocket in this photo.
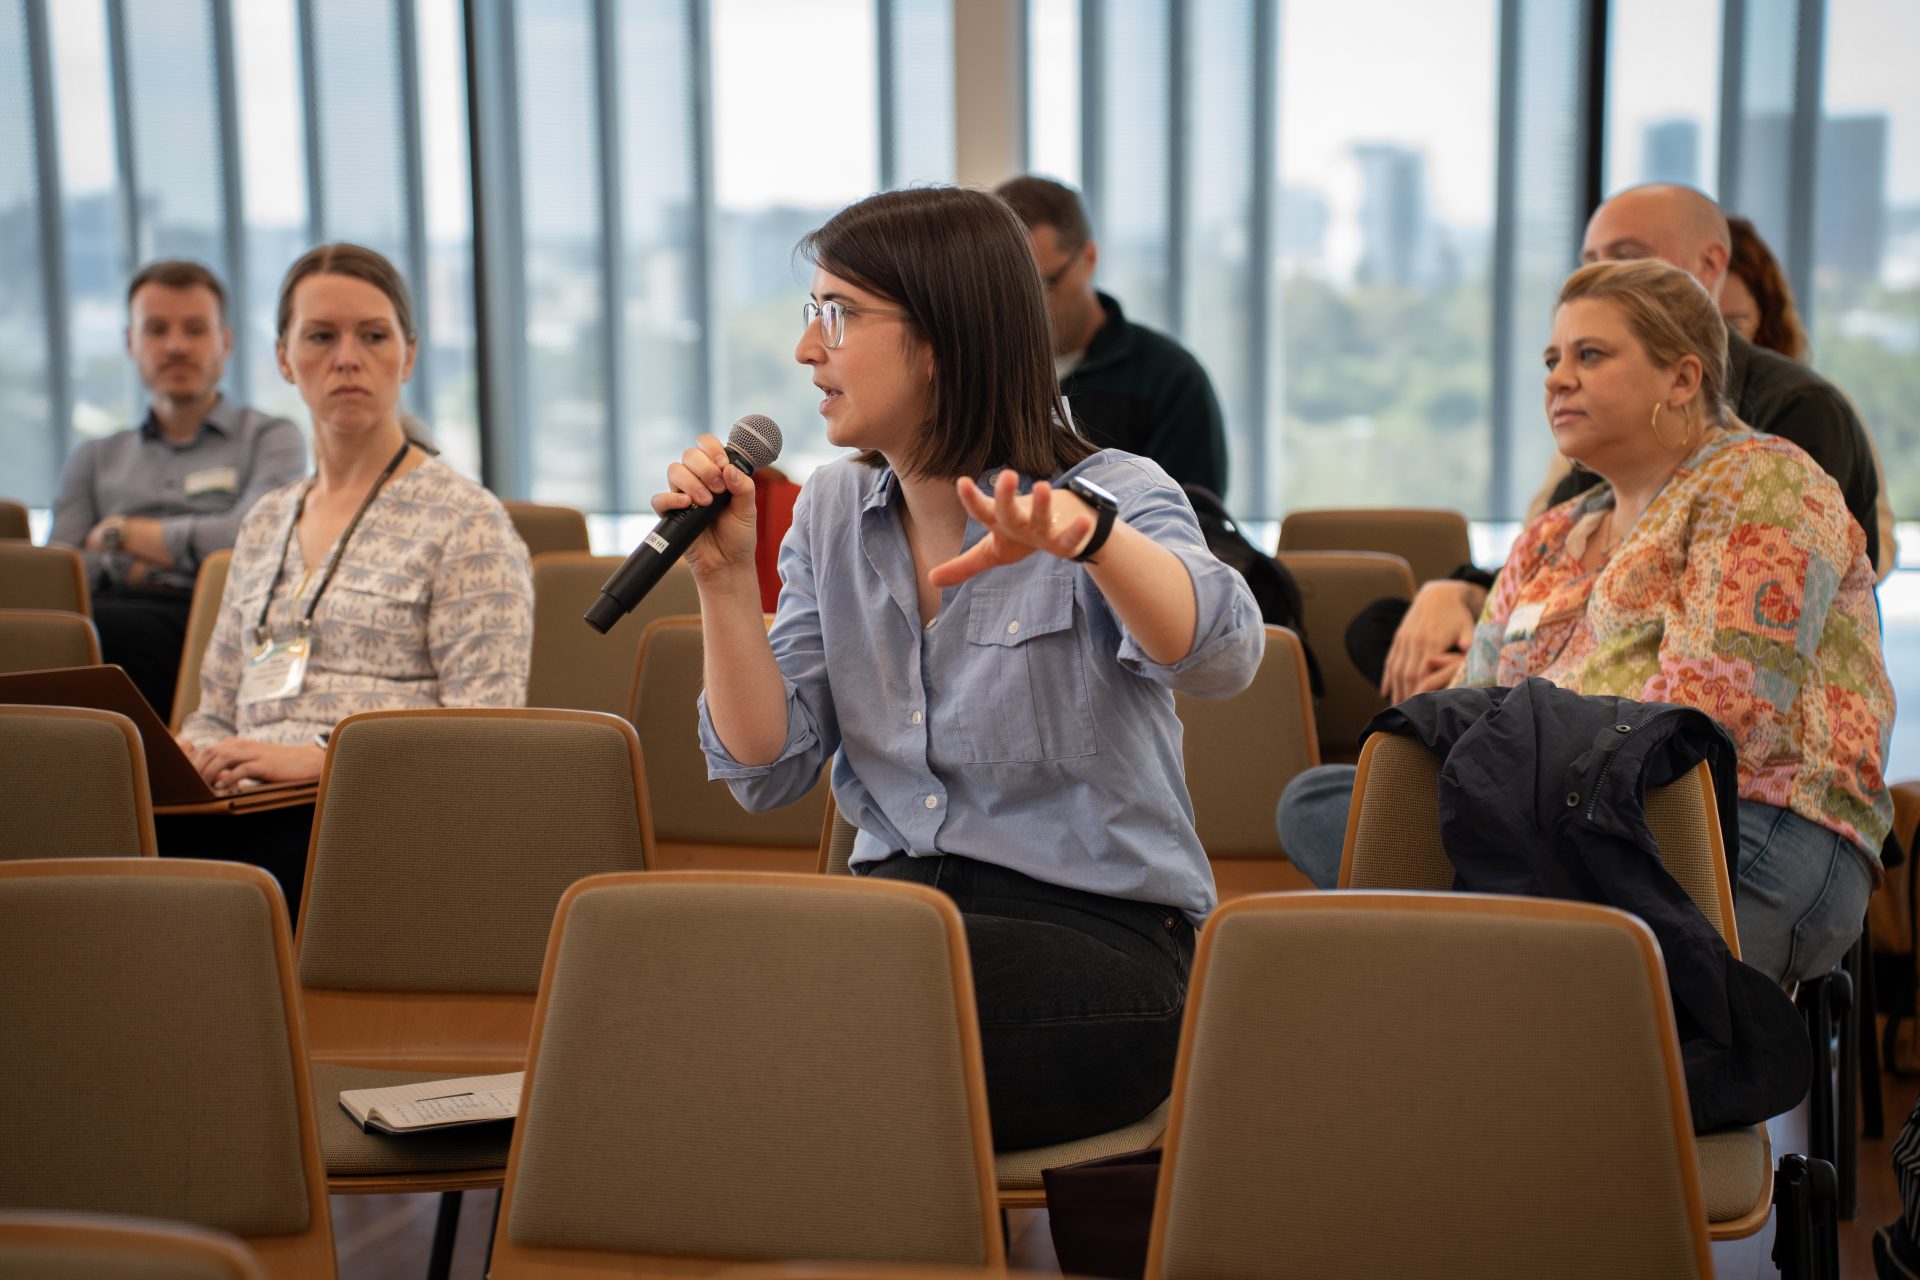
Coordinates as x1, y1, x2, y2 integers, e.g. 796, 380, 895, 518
957, 575, 1096, 763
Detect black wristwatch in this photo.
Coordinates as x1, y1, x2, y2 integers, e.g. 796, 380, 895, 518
1066, 476, 1119, 563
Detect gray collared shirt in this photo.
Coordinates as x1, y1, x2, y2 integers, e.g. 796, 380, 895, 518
698, 449, 1264, 923
49, 395, 308, 592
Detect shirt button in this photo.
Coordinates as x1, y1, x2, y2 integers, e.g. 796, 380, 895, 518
1007, 620, 1020, 635
924, 795, 939, 810
911, 711, 923, 725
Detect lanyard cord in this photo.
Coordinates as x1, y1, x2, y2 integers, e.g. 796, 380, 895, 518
254, 440, 412, 643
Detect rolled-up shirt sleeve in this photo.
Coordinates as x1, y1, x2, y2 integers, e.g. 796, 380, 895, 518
696, 484, 842, 811
1099, 457, 1264, 698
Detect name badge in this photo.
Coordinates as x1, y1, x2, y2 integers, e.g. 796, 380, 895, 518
240, 630, 311, 705
185, 466, 239, 497
1504, 603, 1545, 642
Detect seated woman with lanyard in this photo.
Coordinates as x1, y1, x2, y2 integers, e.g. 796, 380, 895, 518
1278, 257, 1892, 985
658, 187, 1263, 1148
177, 243, 533, 904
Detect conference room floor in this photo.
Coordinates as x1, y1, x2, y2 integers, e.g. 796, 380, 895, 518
331, 1053, 1920, 1277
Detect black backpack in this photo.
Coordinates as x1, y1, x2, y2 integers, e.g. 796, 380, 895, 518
1180, 484, 1326, 697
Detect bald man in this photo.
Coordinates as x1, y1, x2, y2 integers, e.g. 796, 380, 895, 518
1347, 184, 1882, 709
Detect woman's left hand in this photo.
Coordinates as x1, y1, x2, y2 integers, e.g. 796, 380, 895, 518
189, 737, 326, 791
928, 472, 1097, 588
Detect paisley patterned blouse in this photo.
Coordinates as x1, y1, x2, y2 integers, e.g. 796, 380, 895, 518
180, 455, 533, 748
1464, 428, 1893, 857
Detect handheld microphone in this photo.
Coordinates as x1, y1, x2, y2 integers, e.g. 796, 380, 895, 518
583, 415, 783, 635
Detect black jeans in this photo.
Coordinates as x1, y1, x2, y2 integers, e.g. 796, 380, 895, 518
862, 852, 1195, 1151
91, 585, 193, 723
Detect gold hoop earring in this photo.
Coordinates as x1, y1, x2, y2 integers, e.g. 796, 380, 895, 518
1651, 400, 1684, 451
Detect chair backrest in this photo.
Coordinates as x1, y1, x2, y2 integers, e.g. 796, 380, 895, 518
1340, 731, 1738, 950
0, 860, 335, 1279
491, 872, 1003, 1274
526, 553, 699, 717
296, 707, 654, 1070
0, 1212, 266, 1280
1278, 507, 1474, 588
503, 501, 592, 559
630, 615, 830, 852
0, 705, 156, 858
1145, 892, 1711, 1280
0, 608, 102, 673
0, 543, 89, 615
1275, 550, 1416, 763
0, 498, 29, 540
820, 791, 857, 877
1176, 625, 1319, 862
170, 549, 232, 732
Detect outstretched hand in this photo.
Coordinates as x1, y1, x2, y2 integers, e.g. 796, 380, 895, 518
927, 472, 1096, 588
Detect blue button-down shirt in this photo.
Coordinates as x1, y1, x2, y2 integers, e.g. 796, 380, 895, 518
698, 449, 1263, 923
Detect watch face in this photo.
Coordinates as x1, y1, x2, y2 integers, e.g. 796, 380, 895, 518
1070, 477, 1119, 511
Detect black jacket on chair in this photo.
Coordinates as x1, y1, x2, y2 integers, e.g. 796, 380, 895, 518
1370, 677, 1809, 1132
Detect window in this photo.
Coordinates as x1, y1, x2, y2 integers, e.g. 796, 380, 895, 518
711, 0, 878, 480
1602, 0, 1722, 196
0, 0, 54, 504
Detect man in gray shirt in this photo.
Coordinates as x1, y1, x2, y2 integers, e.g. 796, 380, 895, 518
50, 260, 306, 719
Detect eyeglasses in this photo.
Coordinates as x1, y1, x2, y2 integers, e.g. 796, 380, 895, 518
1038, 242, 1087, 290
802, 299, 908, 350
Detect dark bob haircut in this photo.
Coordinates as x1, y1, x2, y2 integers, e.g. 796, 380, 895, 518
797, 186, 1093, 481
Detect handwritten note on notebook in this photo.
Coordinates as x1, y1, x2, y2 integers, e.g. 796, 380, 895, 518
338, 1071, 524, 1135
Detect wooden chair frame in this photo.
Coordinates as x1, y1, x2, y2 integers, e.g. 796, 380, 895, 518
294, 706, 654, 1195
0, 1211, 267, 1279
505, 502, 593, 558
630, 614, 826, 874
1335, 730, 1769, 1241
0, 498, 29, 540
0, 858, 336, 1280
1, 703, 157, 856
0, 542, 89, 616
1142, 891, 1715, 1280
170, 548, 231, 732
1181, 624, 1321, 899
487, 870, 1005, 1276
0, 607, 102, 671
1277, 506, 1474, 587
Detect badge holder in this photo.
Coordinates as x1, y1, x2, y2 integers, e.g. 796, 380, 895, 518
240, 623, 313, 705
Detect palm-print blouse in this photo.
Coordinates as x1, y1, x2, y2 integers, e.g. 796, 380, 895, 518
1464, 429, 1892, 857
180, 456, 533, 748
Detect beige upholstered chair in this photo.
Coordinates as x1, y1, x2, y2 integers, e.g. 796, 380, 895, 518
294, 707, 653, 1259
1278, 506, 1475, 588
169, 548, 231, 731
0, 1212, 267, 1280
488, 871, 1003, 1274
526, 552, 699, 717
0, 542, 89, 615
630, 615, 828, 872
503, 501, 591, 559
1339, 731, 1770, 1244
1176, 624, 1320, 898
0, 608, 101, 673
0, 498, 29, 540
813, 797, 1172, 1208
0, 704, 156, 858
0, 859, 336, 1279
1275, 550, 1416, 764
1145, 892, 1714, 1279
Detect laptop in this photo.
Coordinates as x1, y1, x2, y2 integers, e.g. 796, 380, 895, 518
0, 664, 318, 812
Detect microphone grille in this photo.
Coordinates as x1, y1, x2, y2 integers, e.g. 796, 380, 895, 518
728, 415, 783, 470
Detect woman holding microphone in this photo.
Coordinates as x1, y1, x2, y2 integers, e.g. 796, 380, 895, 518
657, 187, 1262, 1149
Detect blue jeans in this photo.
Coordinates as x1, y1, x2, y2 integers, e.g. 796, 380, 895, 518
1274, 765, 1872, 984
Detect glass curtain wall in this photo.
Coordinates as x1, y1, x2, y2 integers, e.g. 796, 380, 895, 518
3, 0, 476, 511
